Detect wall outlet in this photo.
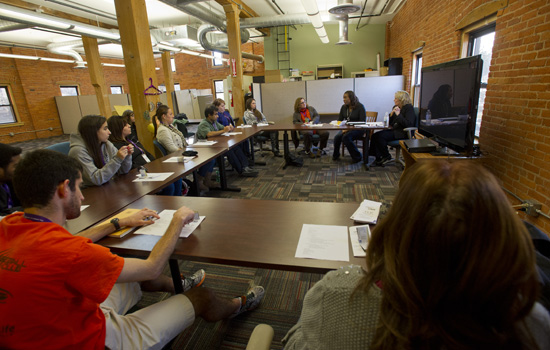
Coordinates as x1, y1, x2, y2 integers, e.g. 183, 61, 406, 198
525, 200, 542, 217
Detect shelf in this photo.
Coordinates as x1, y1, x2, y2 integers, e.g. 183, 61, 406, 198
317, 64, 344, 80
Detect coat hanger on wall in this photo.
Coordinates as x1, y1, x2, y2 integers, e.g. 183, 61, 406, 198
144, 78, 163, 95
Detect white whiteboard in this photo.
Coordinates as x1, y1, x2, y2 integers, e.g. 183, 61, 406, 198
354, 76, 405, 122
305, 78, 355, 114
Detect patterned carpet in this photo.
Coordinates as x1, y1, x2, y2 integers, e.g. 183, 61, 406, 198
12, 134, 403, 349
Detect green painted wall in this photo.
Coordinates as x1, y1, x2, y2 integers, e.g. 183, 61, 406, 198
264, 23, 386, 78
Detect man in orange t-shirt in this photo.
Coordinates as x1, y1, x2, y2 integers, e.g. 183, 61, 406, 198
0, 150, 264, 349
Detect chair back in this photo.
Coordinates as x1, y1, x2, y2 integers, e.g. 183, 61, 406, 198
45, 141, 70, 155
365, 111, 378, 123
153, 139, 168, 156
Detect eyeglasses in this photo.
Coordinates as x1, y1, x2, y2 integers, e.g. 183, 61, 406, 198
300, 101, 306, 104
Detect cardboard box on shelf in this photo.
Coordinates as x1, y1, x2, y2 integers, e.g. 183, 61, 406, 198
265, 70, 283, 83
380, 67, 389, 76
317, 69, 334, 78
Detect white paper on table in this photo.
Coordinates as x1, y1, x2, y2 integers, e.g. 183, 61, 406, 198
132, 172, 174, 182
303, 123, 324, 127
350, 199, 382, 224
295, 224, 349, 262
134, 209, 205, 238
192, 140, 217, 146
163, 156, 196, 163
222, 132, 243, 136
237, 125, 252, 128
256, 123, 269, 127
355, 122, 384, 128
349, 225, 370, 257
80, 205, 89, 211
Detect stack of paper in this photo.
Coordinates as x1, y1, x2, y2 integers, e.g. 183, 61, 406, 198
192, 140, 217, 146
222, 132, 243, 136
236, 125, 252, 128
256, 123, 269, 127
350, 199, 382, 224
134, 209, 205, 238
355, 122, 385, 128
163, 156, 196, 163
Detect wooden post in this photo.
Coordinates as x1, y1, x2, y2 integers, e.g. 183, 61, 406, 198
161, 51, 175, 112
114, 0, 160, 156
81, 36, 112, 118
223, 3, 245, 121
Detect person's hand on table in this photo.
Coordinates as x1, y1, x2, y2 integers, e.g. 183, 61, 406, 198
224, 125, 233, 133
173, 206, 196, 226
119, 208, 160, 227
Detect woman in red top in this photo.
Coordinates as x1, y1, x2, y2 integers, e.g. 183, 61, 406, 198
292, 97, 330, 158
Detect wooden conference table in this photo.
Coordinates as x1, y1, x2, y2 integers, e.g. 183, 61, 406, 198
99, 195, 367, 293
64, 147, 225, 234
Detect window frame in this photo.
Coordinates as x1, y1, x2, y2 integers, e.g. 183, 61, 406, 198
59, 85, 80, 96
0, 84, 23, 127
212, 51, 223, 67
110, 85, 123, 94
411, 51, 423, 108
213, 79, 224, 100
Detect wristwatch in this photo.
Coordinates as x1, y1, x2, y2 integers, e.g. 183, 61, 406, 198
110, 218, 120, 231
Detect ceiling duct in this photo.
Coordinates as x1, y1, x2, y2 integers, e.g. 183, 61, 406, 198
0, 19, 29, 33
329, 0, 360, 45
150, 25, 200, 48
240, 14, 311, 29
47, 40, 85, 67
197, 24, 264, 63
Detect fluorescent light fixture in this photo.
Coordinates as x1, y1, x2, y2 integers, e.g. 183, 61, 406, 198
39, 57, 76, 63
300, 0, 330, 44
102, 63, 126, 67
310, 16, 323, 29
0, 6, 72, 30
0, 53, 39, 60
73, 25, 120, 40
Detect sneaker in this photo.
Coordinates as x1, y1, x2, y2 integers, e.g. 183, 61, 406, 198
181, 269, 206, 292
244, 166, 255, 172
240, 169, 259, 177
376, 155, 392, 166
315, 149, 322, 157
230, 285, 265, 318
305, 151, 315, 158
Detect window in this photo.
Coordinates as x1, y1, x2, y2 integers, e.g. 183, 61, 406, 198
0, 86, 18, 125
158, 84, 167, 93
171, 57, 176, 72
174, 83, 181, 91
212, 51, 223, 67
213, 80, 224, 100
412, 52, 422, 107
110, 86, 123, 94
60, 86, 79, 96
467, 23, 495, 137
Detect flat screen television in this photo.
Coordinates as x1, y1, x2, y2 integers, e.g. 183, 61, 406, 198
418, 55, 482, 155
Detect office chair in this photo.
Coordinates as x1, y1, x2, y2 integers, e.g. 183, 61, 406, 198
341, 111, 378, 161
45, 141, 70, 155
153, 139, 168, 156
387, 107, 419, 167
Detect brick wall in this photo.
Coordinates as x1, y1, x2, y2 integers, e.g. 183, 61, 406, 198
388, 0, 550, 233
0, 42, 264, 144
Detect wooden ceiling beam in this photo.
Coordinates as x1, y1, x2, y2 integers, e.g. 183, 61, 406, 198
214, 0, 269, 36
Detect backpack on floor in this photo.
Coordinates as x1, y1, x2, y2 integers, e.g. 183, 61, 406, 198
284, 153, 303, 168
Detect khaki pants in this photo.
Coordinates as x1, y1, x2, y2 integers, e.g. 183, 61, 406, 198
101, 283, 195, 350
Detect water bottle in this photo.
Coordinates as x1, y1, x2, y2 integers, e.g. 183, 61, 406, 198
426, 110, 432, 122
139, 166, 147, 178
384, 112, 389, 127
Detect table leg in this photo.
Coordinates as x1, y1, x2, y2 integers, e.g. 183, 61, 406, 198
191, 170, 200, 195
283, 130, 290, 169
169, 259, 183, 294
216, 155, 241, 192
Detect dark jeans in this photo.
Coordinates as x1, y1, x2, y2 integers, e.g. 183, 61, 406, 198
370, 129, 399, 159
300, 130, 329, 151
333, 130, 364, 161
157, 178, 183, 196
225, 147, 249, 173
198, 160, 216, 177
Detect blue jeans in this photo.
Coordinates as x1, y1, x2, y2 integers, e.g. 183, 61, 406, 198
225, 147, 249, 173
198, 160, 216, 177
333, 130, 364, 161
157, 178, 183, 196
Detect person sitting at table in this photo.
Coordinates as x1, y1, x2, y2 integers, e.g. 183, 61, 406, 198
243, 98, 282, 157
282, 160, 549, 350
0, 149, 265, 350
122, 109, 138, 141
197, 105, 258, 177
369, 90, 416, 166
0, 143, 22, 216
69, 115, 133, 187
332, 90, 367, 163
153, 104, 218, 191
292, 97, 330, 158
107, 115, 184, 196
213, 98, 252, 160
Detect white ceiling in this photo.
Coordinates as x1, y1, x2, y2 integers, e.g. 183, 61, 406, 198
0, 0, 400, 59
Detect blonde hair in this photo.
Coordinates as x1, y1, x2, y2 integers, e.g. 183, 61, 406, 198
394, 90, 412, 106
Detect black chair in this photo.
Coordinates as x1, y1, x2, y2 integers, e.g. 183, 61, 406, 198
387, 107, 419, 167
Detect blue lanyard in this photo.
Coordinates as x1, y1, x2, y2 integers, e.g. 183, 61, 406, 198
1, 183, 12, 208
23, 213, 52, 223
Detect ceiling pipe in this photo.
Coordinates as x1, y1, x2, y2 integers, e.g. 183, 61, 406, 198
0, 19, 29, 33
240, 14, 311, 28
335, 15, 352, 45
300, 0, 329, 43
329, 0, 360, 45
197, 24, 264, 62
